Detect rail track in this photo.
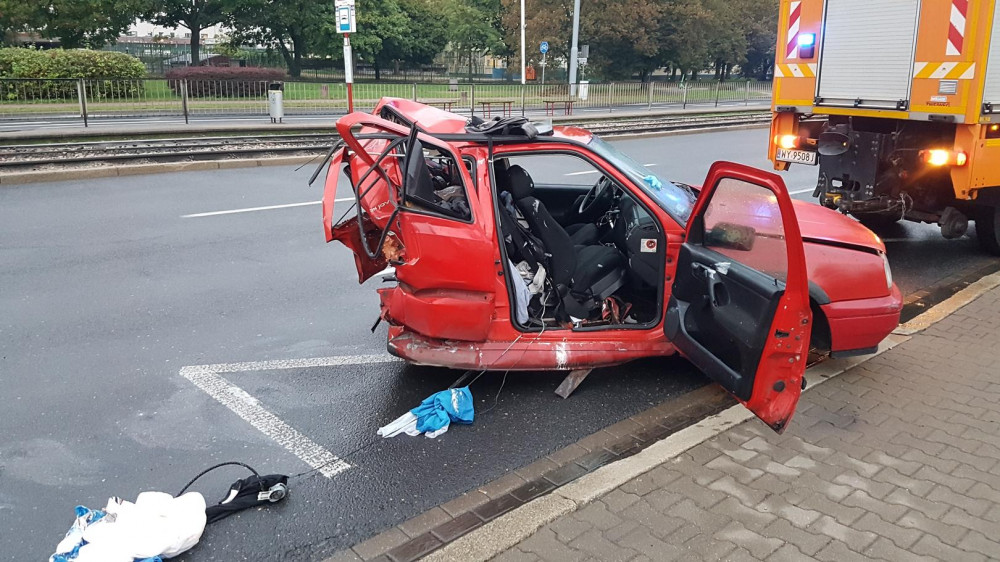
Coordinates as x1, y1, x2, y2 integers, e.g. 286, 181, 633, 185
0, 112, 771, 171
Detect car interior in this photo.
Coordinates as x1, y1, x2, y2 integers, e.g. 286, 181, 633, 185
492, 156, 666, 330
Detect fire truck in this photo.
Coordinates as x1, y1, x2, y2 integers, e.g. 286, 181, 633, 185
768, 0, 1000, 254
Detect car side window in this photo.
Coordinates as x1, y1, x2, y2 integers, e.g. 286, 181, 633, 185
702, 178, 788, 280
505, 153, 610, 189
402, 141, 472, 221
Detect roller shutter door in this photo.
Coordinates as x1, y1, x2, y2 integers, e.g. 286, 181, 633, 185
817, 0, 921, 109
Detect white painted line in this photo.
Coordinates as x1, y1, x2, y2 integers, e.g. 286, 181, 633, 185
564, 164, 656, 177
181, 198, 354, 218
789, 187, 815, 195
194, 353, 400, 374
178, 353, 401, 478
180, 366, 351, 477
182, 200, 320, 218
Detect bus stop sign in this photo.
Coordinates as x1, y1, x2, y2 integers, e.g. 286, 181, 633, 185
336, 0, 356, 34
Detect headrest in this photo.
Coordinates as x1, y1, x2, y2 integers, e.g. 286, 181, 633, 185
507, 165, 534, 200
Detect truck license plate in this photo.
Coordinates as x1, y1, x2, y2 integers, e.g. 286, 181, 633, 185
776, 148, 817, 165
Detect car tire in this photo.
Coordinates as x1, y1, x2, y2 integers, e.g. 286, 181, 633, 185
853, 212, 900, 232
976, 205, 1000, 256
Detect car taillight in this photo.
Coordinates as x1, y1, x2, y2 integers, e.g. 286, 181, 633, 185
920, 149, 967, 167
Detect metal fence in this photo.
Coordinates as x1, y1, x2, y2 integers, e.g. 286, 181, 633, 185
0, 78, 774, 126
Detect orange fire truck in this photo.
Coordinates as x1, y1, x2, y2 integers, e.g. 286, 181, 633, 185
769, 0, 1000, 253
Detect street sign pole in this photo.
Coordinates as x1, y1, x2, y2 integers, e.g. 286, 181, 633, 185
336, 0, 357, 113
539, 41, 549, 85
344, 33, 354, 113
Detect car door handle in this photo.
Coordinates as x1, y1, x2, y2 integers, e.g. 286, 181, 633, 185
691, 263, 729, 308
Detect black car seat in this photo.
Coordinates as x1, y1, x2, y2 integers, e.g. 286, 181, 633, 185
506, 164, 626, 318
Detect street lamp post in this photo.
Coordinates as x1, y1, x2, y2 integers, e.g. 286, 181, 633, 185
568, 0, 581, 95
520, 0, 526, 86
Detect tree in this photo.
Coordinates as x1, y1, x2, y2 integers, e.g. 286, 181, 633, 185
445, 0, 504, 80
227, 0, 334, 78
0, 0, 142, 48
347, 0, 449, 80
501, 0, 573, 70
142, 0, 230, 66
580, 0, 662, 81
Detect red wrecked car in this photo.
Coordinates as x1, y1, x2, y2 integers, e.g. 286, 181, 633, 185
320, 99, 902, 432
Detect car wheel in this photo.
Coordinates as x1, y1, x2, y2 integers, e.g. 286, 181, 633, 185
976, 205, 1000, 256
853, 212, 900, 232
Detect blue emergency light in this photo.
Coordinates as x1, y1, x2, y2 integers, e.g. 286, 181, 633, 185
797, 33, 816, 58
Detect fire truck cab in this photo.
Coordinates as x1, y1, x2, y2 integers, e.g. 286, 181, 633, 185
769, 0, 1000, 254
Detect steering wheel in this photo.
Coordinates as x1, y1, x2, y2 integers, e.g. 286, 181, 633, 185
578, 176, 615, 216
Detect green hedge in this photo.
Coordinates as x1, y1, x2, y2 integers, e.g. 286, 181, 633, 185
0, 48, 148, 101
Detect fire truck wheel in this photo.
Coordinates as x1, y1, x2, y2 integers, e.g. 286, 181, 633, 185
976, 205, 1000, 256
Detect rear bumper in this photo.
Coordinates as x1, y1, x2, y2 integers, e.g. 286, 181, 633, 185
820, 284, 903, 354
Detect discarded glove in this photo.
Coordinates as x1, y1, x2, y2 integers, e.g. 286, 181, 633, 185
50, 492, 207, 562
377, 387, 475, 439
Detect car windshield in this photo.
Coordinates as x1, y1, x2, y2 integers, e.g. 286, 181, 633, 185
588, 136, 696, 223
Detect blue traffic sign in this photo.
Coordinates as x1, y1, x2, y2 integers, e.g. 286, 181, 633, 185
540, 41, 549, 54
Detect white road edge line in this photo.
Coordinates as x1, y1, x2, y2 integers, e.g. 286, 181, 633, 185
789, 187, 815, 195
179, 354, 400, 478
181, 198, 354, 218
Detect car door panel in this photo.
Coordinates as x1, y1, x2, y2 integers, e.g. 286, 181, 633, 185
666, 161, 811, 432
668, 244, 783, 401
327, 112, 496, 341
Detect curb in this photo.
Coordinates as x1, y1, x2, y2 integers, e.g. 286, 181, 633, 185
420, 270, 1000, 561
419, 335, 909, 562
0, 155, 317, 186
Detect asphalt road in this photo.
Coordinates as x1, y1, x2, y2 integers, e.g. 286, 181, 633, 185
0, 128, 994, 561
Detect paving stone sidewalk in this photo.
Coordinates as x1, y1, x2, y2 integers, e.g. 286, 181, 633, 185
495, 287, 1000, 561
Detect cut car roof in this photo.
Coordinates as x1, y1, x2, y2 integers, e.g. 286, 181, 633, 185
375, 98, 594, 145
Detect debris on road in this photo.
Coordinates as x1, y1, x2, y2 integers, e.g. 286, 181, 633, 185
50, 492, 206, 562
378, 387, 475, 439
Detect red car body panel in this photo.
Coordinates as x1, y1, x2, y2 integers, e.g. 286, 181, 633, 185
323, 99, 901, 429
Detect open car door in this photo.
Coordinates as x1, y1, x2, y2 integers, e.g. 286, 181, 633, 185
665, 161, 811, 432
323, 111, 497, 342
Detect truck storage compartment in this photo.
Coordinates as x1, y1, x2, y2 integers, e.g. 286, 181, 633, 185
817, 0, 921, 110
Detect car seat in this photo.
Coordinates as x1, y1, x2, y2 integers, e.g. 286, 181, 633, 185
506, 165, 627, 318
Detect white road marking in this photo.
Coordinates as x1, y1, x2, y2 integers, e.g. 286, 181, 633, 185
193, 353, 399, 374
564, 163, 657, 177
179, 353, 401, 478
789, 187, 815, 195
182, 198, 354, 218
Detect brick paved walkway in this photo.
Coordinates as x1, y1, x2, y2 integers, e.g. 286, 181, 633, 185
494, 288, 1000, 561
